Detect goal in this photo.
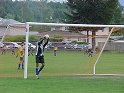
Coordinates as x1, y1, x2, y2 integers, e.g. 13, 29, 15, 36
25, 22, 124, 79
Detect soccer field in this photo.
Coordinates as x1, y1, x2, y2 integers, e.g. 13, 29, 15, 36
0, 50, 98, 77
0, 51, 124, 93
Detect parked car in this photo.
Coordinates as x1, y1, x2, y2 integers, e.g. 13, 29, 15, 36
65, 43, 74, 49
17, 42, 36, 49
3, 42, 20, 49
28, 43, 36, 49
73, 44, 86, 49
77, 44, 86, 49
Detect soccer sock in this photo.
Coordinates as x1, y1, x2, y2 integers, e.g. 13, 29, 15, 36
38, 65, 44, 75
36, 67, 39, 75
22, 64, 24, 69
18, 64, 21, 69
54, 53, 56, 56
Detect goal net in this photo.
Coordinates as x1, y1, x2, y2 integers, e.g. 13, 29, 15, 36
96, 28, 124, 76
0, 23, 26, 78
0, 22, 124, 79
23, 23, 124, 78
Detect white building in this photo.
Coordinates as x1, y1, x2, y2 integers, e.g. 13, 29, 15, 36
0, 18, 38, 40
40, 27, 110, 47
0, 18, 26, 37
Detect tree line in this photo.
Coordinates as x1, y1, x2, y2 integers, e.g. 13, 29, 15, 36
0, 0, 69, 23
0, 0, 124, 24
66, 0, 124, 24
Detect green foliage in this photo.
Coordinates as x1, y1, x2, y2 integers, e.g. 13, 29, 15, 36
66, 0, 123, 24
0, 0, 123, 24
50, 35, 63, 42
30, 25, 51, 32
4, 36, 25, 42
0, 0, 69, 23
4, 35, 38, 42
120, 11, 124, 24
4, 35, 63, 42
29, 35, 38, 42
0, 6, 7, 18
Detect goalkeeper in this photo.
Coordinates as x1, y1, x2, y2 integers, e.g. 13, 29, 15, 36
35, 35, 49, 79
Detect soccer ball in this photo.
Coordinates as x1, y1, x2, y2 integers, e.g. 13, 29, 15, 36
44, 34, 49, 39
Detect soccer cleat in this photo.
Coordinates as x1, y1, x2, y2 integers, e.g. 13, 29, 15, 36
18, 67, 20, 70
36, 75, 39, 79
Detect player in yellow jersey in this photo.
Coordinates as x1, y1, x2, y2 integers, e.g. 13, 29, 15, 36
16, 42, 24, 69
1, 44, 6, 55
53, 43, 58, 56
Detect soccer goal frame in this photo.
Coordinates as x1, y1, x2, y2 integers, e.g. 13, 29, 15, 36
24, 22, 124, 79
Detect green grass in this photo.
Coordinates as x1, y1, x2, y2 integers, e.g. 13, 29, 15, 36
0, 51, 97, 77
0, 76, 124, 93
96, 52, 124, 74
0, 50, 124, 93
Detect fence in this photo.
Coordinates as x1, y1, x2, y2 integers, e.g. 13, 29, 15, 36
98, 41, 124, 52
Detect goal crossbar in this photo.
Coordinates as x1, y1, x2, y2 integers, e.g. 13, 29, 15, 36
27, 22, 124, 28
24, 22, 124, 79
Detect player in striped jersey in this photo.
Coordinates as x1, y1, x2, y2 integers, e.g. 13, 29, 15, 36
35, 35, 49, 79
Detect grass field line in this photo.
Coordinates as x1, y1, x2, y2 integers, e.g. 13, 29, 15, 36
75, 73, 124, 76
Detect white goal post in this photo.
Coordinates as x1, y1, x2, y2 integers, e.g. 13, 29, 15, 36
24, 22, 124, 79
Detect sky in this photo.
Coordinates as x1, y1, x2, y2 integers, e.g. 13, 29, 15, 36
119, 0, 124, 6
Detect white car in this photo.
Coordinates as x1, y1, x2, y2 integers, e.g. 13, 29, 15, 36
28, 43, 36, 49
17, 42, 36, 49
3, 42, 20, 49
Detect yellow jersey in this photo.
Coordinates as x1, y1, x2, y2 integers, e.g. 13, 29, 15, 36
17, 45, 24, 57
54, 47, 58, 51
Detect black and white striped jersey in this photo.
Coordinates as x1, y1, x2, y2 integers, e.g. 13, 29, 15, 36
36, 39, 48, 56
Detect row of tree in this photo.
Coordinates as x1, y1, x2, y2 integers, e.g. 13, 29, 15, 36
67, 0, 124, 24
0, 0, 69, 23
0, 0, 124, 24
1, 0, 124, 32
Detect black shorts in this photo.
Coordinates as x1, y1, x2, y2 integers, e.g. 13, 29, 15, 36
36, 55, 44, 63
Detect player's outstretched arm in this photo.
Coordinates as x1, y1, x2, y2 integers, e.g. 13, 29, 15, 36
38, 38, 44, 45
43, 38, 49, 48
